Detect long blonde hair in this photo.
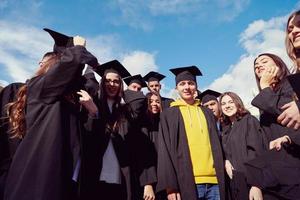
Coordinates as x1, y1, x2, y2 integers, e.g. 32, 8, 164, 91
285, 10, 300, 72
7, 52, 60, 138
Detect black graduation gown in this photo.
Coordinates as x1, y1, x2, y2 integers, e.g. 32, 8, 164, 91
0, 83, 24, 200
247, 79, 300, 199
4, 46, 98, 200
221, 114, 266, 199
156, 106, 226, 200
79, 90, 147, 200
160, 97, 173, 110
82, 72, 99, 100
252, 79, 297, 142
130, 113, 162, 200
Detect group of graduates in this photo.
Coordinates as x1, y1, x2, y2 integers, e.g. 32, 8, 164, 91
1, 9, 300, 200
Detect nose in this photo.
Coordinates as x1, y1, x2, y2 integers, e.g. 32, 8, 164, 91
292, 26, 300, 37
256, 65, 264, 72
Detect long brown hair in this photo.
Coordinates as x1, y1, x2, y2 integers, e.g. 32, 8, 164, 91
7, 52, 59, 138
253, 53, 290, 91
285, 10, 300, 72
219, 92, 250, 125
146, 91, 162, 114
98, 71, 124, 134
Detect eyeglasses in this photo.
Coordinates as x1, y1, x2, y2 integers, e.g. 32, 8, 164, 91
104, 79, 121, 85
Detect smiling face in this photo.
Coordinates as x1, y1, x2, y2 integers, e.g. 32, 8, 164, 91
254, 55, 278, 79
176, 80, 197, 103
148, 94, 161, 114
104, 72, 121, 99
288, 15, 300, 49
220, 95, 237, 119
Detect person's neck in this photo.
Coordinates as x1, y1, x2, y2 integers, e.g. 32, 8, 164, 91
107, 97, 116, 102
182, 98, 195, 105
229, 115, 236, 123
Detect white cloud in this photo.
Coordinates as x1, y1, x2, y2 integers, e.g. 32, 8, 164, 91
0, 20, 158, 86
216, 0, 251, 21
121, 51, 158, 75
207, 13, 293, 114
0, 20, 51, 82
0, 79, 9, 87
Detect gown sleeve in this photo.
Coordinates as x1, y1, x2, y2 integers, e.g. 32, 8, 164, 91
251, 80, 295, 116
40, 46, 98, 103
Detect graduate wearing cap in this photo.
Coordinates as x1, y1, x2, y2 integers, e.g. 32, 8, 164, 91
156, 66, 226, 200
143, 71, 174, 109
124, 74, 147, 92
79, 60, 147, 200
199, 89, 222, 133
4, 32, 98, 200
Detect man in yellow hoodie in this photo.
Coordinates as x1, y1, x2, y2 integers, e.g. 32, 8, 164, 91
156, 66, 226, 200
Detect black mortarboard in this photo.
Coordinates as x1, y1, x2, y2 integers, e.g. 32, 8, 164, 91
143, 71, 166, 82
44, 28, 73, 53
94, 60, 131, 78
170, 66, 202, 85
123, 74, 147, 88
199, 89, 221, 104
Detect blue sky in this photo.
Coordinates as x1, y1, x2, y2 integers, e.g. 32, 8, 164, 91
0, 0, 299, 109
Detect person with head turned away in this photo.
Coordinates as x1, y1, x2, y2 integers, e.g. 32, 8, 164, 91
4, 28, 99, 200
124, 74, 147, 92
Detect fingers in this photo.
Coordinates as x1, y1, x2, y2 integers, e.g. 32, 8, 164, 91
286, 119, 296, 128
294, 122, 300, 130
273, 66, 279, 76
280, 102, 293, 110
275, 142, 282, 151
280, 114, 290, 126
277, 112, 285, 123
73, 36, 86, 47
269, 141, 275, 150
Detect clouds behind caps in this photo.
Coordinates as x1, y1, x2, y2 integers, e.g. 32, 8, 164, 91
207, 13, 292, 112
0, 22, 157, 86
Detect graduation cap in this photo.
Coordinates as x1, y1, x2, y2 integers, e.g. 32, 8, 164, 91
143, 71, 166, 82
123, 74, 147, 88
94, 60, 131, 78
199, 89, 221, 104
170, 66, 202, 85
44, 28, 73, 53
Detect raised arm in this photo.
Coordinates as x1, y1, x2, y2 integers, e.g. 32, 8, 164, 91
40, 36, 98, 102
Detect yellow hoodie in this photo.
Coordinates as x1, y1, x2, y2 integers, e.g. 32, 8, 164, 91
171, 99, 217, 184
